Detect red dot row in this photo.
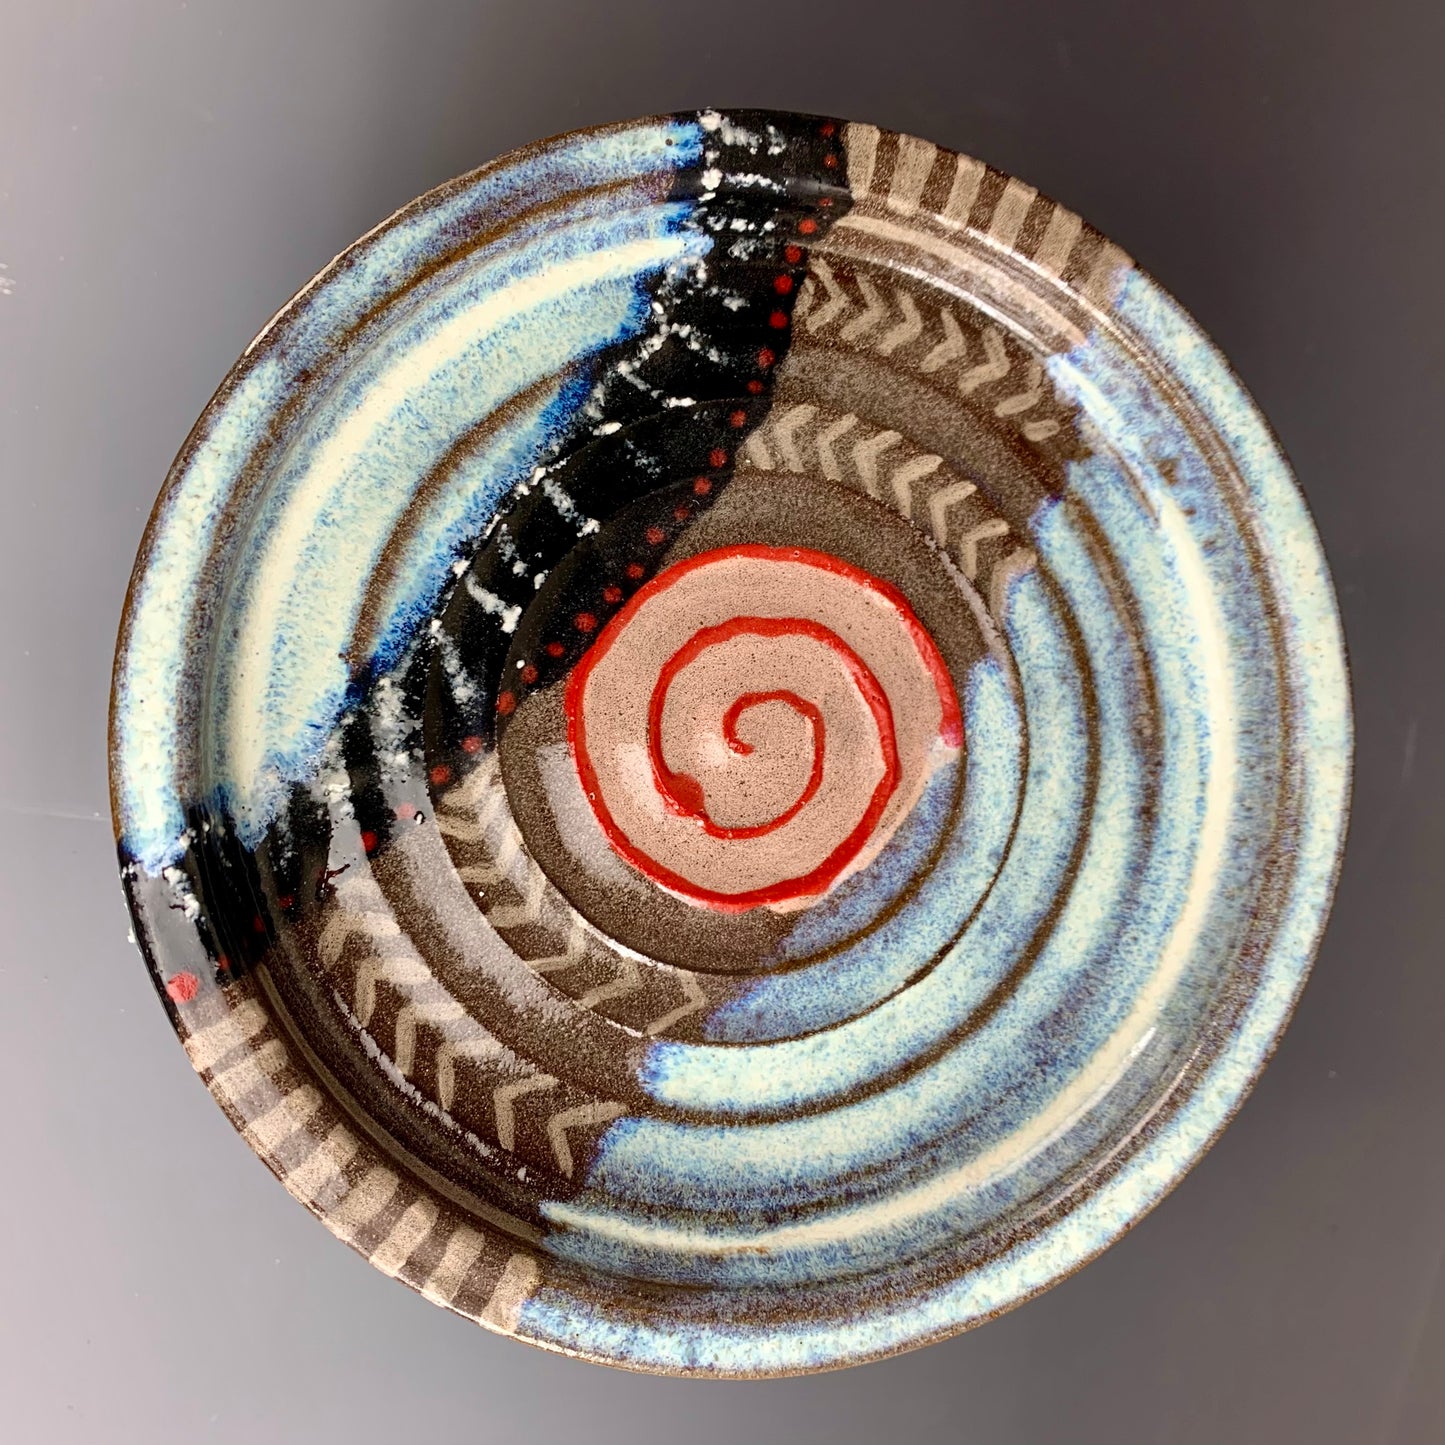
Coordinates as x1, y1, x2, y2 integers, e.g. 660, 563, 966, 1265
484, 149, 835, 733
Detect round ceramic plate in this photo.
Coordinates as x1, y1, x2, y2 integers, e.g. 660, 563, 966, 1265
111, 110, 1351, 1376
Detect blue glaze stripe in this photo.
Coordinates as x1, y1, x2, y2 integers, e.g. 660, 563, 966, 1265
113, 121, 704, 872
634, 566, 1087, 1117
704, 659, 1022, 1042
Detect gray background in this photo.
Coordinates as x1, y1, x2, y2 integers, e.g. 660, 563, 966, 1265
2, 2, 1441, 1441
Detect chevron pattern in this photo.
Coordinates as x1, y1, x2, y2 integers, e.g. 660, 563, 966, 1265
545, 1101, 628, 1178
793, 259, 1067, 445
739, 402, 1033, 606
299, 758, 719, 1160
435, 754, 554, 934
320, 876, 461, 1065
437, 1034, 503, 1111
641, 973, 707, 1037
488, 1073, 626, 1177
432, 760, 719, 1041
312, 874, 630, 1178
492, 1073, 559, 1153
319, 876, 518, 1118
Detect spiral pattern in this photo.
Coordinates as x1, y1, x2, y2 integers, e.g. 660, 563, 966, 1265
111, 112, 1351, 1377
566, 545, 959, 912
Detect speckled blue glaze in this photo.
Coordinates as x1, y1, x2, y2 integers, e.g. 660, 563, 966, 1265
112, 116, 1350, 1378
704, 660, 1019, 1042
113, 120, 704, 872
514, 259, 1351, 1367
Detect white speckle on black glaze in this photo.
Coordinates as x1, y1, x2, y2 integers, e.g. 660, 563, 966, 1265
111, 113, 1350, 1377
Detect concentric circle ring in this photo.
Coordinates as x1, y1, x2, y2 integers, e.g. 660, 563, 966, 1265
110, 111, 1351, 1376
565, 544, 960, 912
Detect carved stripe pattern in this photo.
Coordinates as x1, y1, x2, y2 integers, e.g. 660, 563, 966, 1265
174, 980, 546, 1332
841, 121, 1134, 311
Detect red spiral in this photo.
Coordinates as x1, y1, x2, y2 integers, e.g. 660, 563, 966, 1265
566, 545, 960, 913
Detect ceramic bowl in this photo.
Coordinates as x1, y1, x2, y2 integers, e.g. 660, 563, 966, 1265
111, 110, 1351, 1376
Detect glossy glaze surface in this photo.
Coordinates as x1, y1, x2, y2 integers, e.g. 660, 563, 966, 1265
111, 111, 1351, 1375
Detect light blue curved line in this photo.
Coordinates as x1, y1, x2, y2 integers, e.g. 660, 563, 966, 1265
240, 190, 694, 606
616, 565, 1088, 1114
542, 383, 1258, 1282
113, 119, 702, 874
524, 268, 1349, 1370
113, 354, 289, 871
272, 122, 705, 375
365, 371, 595, 679
214, 234, 708, 846
703, 659, 1021, 1043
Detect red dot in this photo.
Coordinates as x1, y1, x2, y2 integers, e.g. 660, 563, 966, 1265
708, 448, 728, 468
394, 801, 417, 820
545, 640, 565, 658
645, 525, 665, 545
798, 217, 818, 235
601, 586, 622, 605
823, 153, 838, 169
496, 690, 517, 717
757, 346, 776, 368
818, 196, 834, 208
277, 894, 295, 910
773, 274, 793, 295
521, 662, 540, 683
769, 309, 788, 329
361, 829, 379, 854
166, 971, 199, 1005
461, 734, 483, 752
251, 914, 266, 934
215, 956, 232, 973
784, 244, 803, 264
693, 477, 712, 495
626, 562, 645, 579
729, 409, 747, 427
746, 378, 764, 394
575, 611, 597, 633
429, 763, 451, 786
819, 121, 836, 137
673, 502, 690, 520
